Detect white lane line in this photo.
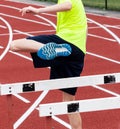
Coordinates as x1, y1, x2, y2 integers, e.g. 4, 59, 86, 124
104, 24, 120, 30
35, 14, 56, 29
0, 28, 55, 36
52, 115, 71, 129
14, 29, 55, 35
13, 94, 30, 103
42, 12, 56, 17
0, 4, 23, 10
92, 85, 120, 97
0, 13, 50, 26
87, 51, 120, 64
0, 25, 7, 29
0, 46, 4, 49
14, 30, 33, 36
88, 26, 101, 29
88, 33, 117, 42
88, 25, 120, 30
0, 45, 32, 61
88, 18, 120, 44
0, 16, 13, 61
87, 12, 120, 20
9, 50, 33, 61
0, 3, 56, 17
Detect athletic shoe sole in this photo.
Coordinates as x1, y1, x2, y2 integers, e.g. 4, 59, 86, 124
37, 42, 72, 60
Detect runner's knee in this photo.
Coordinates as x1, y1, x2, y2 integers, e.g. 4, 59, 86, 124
10, 40, 17, 51
10, 39, 22, 52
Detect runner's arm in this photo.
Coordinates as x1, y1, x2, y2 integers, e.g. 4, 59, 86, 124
20, 2, 72, 16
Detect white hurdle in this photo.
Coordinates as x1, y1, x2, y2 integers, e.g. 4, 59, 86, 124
0, 72, 120, 95
39, 97, 120, 117
0, 72, 120, 129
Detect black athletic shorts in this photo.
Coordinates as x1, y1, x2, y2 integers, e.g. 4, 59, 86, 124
27, 34, 85, 95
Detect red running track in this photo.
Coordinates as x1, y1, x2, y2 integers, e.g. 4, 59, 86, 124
0, 0, 120, 129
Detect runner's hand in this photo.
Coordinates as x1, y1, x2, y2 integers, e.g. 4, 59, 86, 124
20, 6, 38, 16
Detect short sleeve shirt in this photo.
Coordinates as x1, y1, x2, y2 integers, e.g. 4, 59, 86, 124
56, 0, 87, 53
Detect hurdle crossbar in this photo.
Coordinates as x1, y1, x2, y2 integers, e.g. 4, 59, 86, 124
0, 72, 120, 95
39, 97, 120, 117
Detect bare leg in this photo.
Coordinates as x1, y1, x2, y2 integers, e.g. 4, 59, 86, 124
63, 92, 82, 129
10, 38, 44, 52
10, 38, 72, 60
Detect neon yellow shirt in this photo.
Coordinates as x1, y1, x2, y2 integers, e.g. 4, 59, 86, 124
56, 0, 87, 53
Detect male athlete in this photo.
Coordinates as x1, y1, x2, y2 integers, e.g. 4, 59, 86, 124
10, 0, 87, 128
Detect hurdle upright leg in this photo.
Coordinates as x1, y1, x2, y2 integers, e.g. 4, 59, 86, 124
6, 95, 14, 129
45, 116, 54, 129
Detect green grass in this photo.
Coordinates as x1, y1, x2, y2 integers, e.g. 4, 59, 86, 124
82, 0, 120, 11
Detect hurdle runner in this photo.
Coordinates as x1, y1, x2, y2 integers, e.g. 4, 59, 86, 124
10, 0, 87, 129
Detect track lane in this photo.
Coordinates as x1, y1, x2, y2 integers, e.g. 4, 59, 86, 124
0, 1, 120, 129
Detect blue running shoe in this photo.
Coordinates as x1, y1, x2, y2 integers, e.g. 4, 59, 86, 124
37, 42, 72, 60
